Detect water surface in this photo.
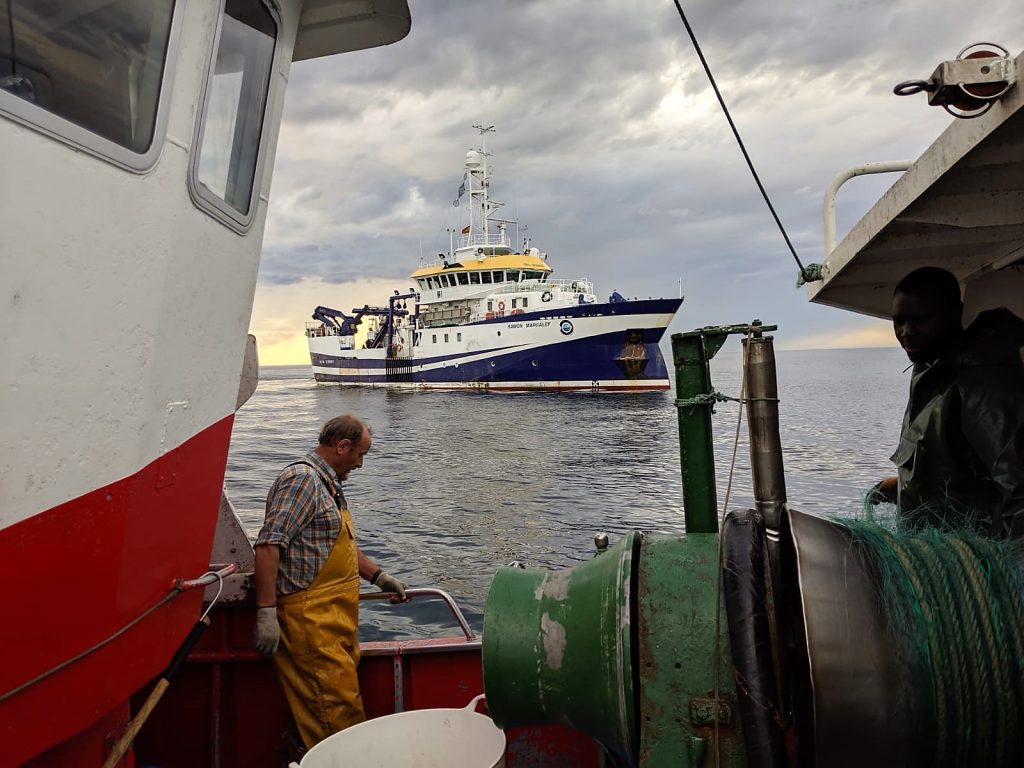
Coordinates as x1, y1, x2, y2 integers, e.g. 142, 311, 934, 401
226, 346, 908, 639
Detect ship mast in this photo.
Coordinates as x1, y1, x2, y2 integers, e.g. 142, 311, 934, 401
473, 124, 494, 240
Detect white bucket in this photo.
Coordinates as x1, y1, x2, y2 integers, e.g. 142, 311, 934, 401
290, 695, 506, 768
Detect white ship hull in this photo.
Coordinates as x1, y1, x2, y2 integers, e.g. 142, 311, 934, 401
309, 298, 681, 391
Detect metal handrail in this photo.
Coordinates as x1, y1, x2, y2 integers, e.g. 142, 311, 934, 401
823, 161, 912, 255
359, 587, 477, 640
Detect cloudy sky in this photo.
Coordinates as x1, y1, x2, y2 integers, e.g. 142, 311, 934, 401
252, 0, 1024, 364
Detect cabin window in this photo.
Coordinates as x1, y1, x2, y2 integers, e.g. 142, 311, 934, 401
482, 272, 493, 284
457, 332, 462, 342
511, 299, 517, 309
457, 273, 469, 286
191, 0, 278, 225
506, 271, 519, 283
525, 271, 544, 280
487, 300, 493, 311
492, 271, 504, 283
0, 0, 177, 169
470, 272, 481, 284
432, 334, 437, 343
523, 297, 529, 308
444, 333, 449, 343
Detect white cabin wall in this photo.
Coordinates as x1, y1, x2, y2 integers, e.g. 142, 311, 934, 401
0, 1, 301, 528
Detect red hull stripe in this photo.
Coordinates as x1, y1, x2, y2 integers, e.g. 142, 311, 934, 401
0, 414, 234, 765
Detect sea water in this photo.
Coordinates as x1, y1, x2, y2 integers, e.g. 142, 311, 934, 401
225, 346, 909, 640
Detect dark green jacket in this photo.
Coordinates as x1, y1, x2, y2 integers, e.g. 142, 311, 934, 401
891, 308, 1024, 538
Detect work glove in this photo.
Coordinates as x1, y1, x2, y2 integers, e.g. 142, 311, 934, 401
373, 571, 409, 603
253, 606, 280, 656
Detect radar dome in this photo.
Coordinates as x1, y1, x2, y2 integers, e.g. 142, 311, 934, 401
464, 150, 483, 169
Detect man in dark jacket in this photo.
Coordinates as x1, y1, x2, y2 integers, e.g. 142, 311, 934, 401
873, 267, 1024, 537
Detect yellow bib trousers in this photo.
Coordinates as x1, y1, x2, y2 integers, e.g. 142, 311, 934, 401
274, 508, 365, 748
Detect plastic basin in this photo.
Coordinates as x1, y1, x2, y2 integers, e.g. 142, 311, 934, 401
291, 695, 505, 768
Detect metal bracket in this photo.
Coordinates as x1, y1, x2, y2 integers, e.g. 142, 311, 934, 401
688, 694, 735, 726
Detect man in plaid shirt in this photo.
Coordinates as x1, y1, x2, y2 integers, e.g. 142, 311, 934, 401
252, 414, 408, 749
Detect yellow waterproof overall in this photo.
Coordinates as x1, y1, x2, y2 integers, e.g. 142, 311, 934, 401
273, 507, 364, 748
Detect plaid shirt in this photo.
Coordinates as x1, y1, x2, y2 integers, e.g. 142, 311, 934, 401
255, 451, 349, 595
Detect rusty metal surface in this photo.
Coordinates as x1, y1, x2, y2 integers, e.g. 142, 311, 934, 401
637, 533, 747, 767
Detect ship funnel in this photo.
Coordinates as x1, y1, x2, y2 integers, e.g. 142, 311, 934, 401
483, 531, 640, 766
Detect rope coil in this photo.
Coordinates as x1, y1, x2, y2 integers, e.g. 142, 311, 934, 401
846, 522, 1024, 767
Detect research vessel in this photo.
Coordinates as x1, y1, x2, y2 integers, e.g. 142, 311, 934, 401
305, 130, 683, 392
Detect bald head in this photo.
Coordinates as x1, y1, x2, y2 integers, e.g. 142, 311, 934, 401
317, 415, 372, 480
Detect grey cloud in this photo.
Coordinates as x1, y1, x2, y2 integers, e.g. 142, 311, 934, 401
260, 0, 1024, 340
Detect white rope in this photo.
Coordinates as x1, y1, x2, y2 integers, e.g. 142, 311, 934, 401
712, 329, 752, 768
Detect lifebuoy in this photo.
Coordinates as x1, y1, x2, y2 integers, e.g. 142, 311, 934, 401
498, 301, 505, 311
541, 291, 552, 303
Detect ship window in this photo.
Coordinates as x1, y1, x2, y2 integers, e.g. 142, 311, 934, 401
487, 300, 493, 311
506, 271, 519, 283
444, 333, 449, 343
457, 273, 469, 286
457, 333, 462, 342
0, 0, 177, 169
191, 0, 278, 225
523, 297, 528, 308
470, 272, 481, 284
511, 299, 517, 309
492, 271, 504, 283
482, 272, 493, 284
432, 334, 437, 343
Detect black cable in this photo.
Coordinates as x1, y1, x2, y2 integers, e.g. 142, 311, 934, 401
671, 1, 811, 282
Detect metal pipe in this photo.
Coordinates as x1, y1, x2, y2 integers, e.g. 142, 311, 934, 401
823, 161, 912, 254
359, 587, 477, 640
742, 330, 788, 718
742, 333, 786, 527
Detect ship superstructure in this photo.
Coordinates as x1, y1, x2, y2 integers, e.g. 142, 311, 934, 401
306, 128, 682, 391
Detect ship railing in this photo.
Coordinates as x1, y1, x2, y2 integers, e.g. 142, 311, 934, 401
359, 588, 477, 640
541, 278, 594, 294
305, 322, 344, 338
457, 232, 510, 250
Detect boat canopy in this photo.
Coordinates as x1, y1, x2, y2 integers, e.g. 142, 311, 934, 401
808, 48, 1024, 320
410, 253, 552, 279
294, 0, 411, 61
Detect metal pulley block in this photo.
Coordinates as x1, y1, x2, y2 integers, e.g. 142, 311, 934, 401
894, 42, 1016, 118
